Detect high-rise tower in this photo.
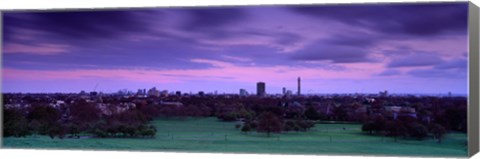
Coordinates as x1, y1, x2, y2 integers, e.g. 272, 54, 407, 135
257, 82, 266, 96
297, 77, 301, 96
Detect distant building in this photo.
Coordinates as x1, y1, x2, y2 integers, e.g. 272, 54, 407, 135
147, 87, 160, 97
117, 89, 129, 96
282, 87, 286, 95
384, 106, 417, 120
137, 89, 147, 96
286, 90, 293, 96
257, 82, 266, 96
297, 77, 301, 96
176, 91, 182, 96
240, 89, 248, 96
90, 91, 98, 96
379, 90, 388, 97
365, 98, 375, 103
198, 91, 205, 96
160, 90, 169, 97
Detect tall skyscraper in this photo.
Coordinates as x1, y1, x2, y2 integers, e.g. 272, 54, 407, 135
257, 82, 266, 96
297, 77, 301, 96
282, 87, 286, 95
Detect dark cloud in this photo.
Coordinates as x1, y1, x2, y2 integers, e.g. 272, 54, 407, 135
407, 69, 466, 78
324, 33, 380, 48
182, 7, 247, 39
287, 31, 382, 64
377, 69, 402, 76
289, 31, 383, 63
291, 42, 373, 63
405, 57, 467, 78
382, 46, 418, 57
3, 39, 215, 71
290, 2, 468, 36
3, 9, 159, 41
223, 45, 288, 66
183, 7, 246, 29
387, 53, 444, 68
274, 32, 303, 46
239, 29, 304, 49
286, 31, 384, 63
434, 58, 467, 70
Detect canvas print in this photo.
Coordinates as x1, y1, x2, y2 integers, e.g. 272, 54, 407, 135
1, 2, 469, 157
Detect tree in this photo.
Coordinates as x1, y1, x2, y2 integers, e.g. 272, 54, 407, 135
140, 126, 156, 138
304, 106, 319, 120
4, 107, 30, 137
136, 104, 160, 121
372, 116, 386, 134
125, 125, 137, 137
113, 109, 148, 125
69, 100, 101, 131
430, 123, 447, 143
106, 123, 119, 137
27, 105, 61, 134
362, 116, 386, 135
241, 123, 252, 134
362, 121, 375, 135
92, 128, 108, 138
256, 112, 283, 137
91, 120, 109, 138
284, 120, 296, 132
159, 106, 176, 118
408, 122, 429, 140
332, 105, 348, 121
384, 120, 407, 142
443, 107, 467, 132
47, 124, 65, 139
28, 119, 42, 135
66, 123, 81, 138
218, 112, 237, 121
296, 119, 314, 131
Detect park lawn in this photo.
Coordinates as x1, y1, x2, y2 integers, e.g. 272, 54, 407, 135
2, 117, 468, 157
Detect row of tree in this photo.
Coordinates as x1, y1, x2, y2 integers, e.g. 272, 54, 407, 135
239, 112, 315, 137
3, 99, 157, 139
4, 93, 467, 140
361, 116, 447, 143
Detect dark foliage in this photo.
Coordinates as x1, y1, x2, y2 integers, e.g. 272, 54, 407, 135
3, 108, 30, 137
256, 112, 283, 137
429, 123, 447, 143
304, 106, 320, 120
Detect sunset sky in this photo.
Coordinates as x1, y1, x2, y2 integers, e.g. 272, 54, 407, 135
2, 2, 469, 94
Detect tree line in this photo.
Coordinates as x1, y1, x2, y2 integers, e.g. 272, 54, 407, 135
4, 99, 156, 139
3, 93, 467, 141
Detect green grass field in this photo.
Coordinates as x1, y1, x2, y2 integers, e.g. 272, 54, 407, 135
2, 117, 468, 157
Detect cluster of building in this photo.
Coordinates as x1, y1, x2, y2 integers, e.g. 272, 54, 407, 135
133, 87, 170, 98
119, 77, 304, 98
242, 77, 302, 97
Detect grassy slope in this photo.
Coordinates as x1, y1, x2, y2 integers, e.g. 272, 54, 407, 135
2, 117, 468, 157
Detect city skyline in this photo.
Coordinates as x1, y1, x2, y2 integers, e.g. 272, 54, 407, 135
2, 3, 469, 94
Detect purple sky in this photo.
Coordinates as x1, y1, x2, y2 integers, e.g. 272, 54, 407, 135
2, 2, 469, 94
